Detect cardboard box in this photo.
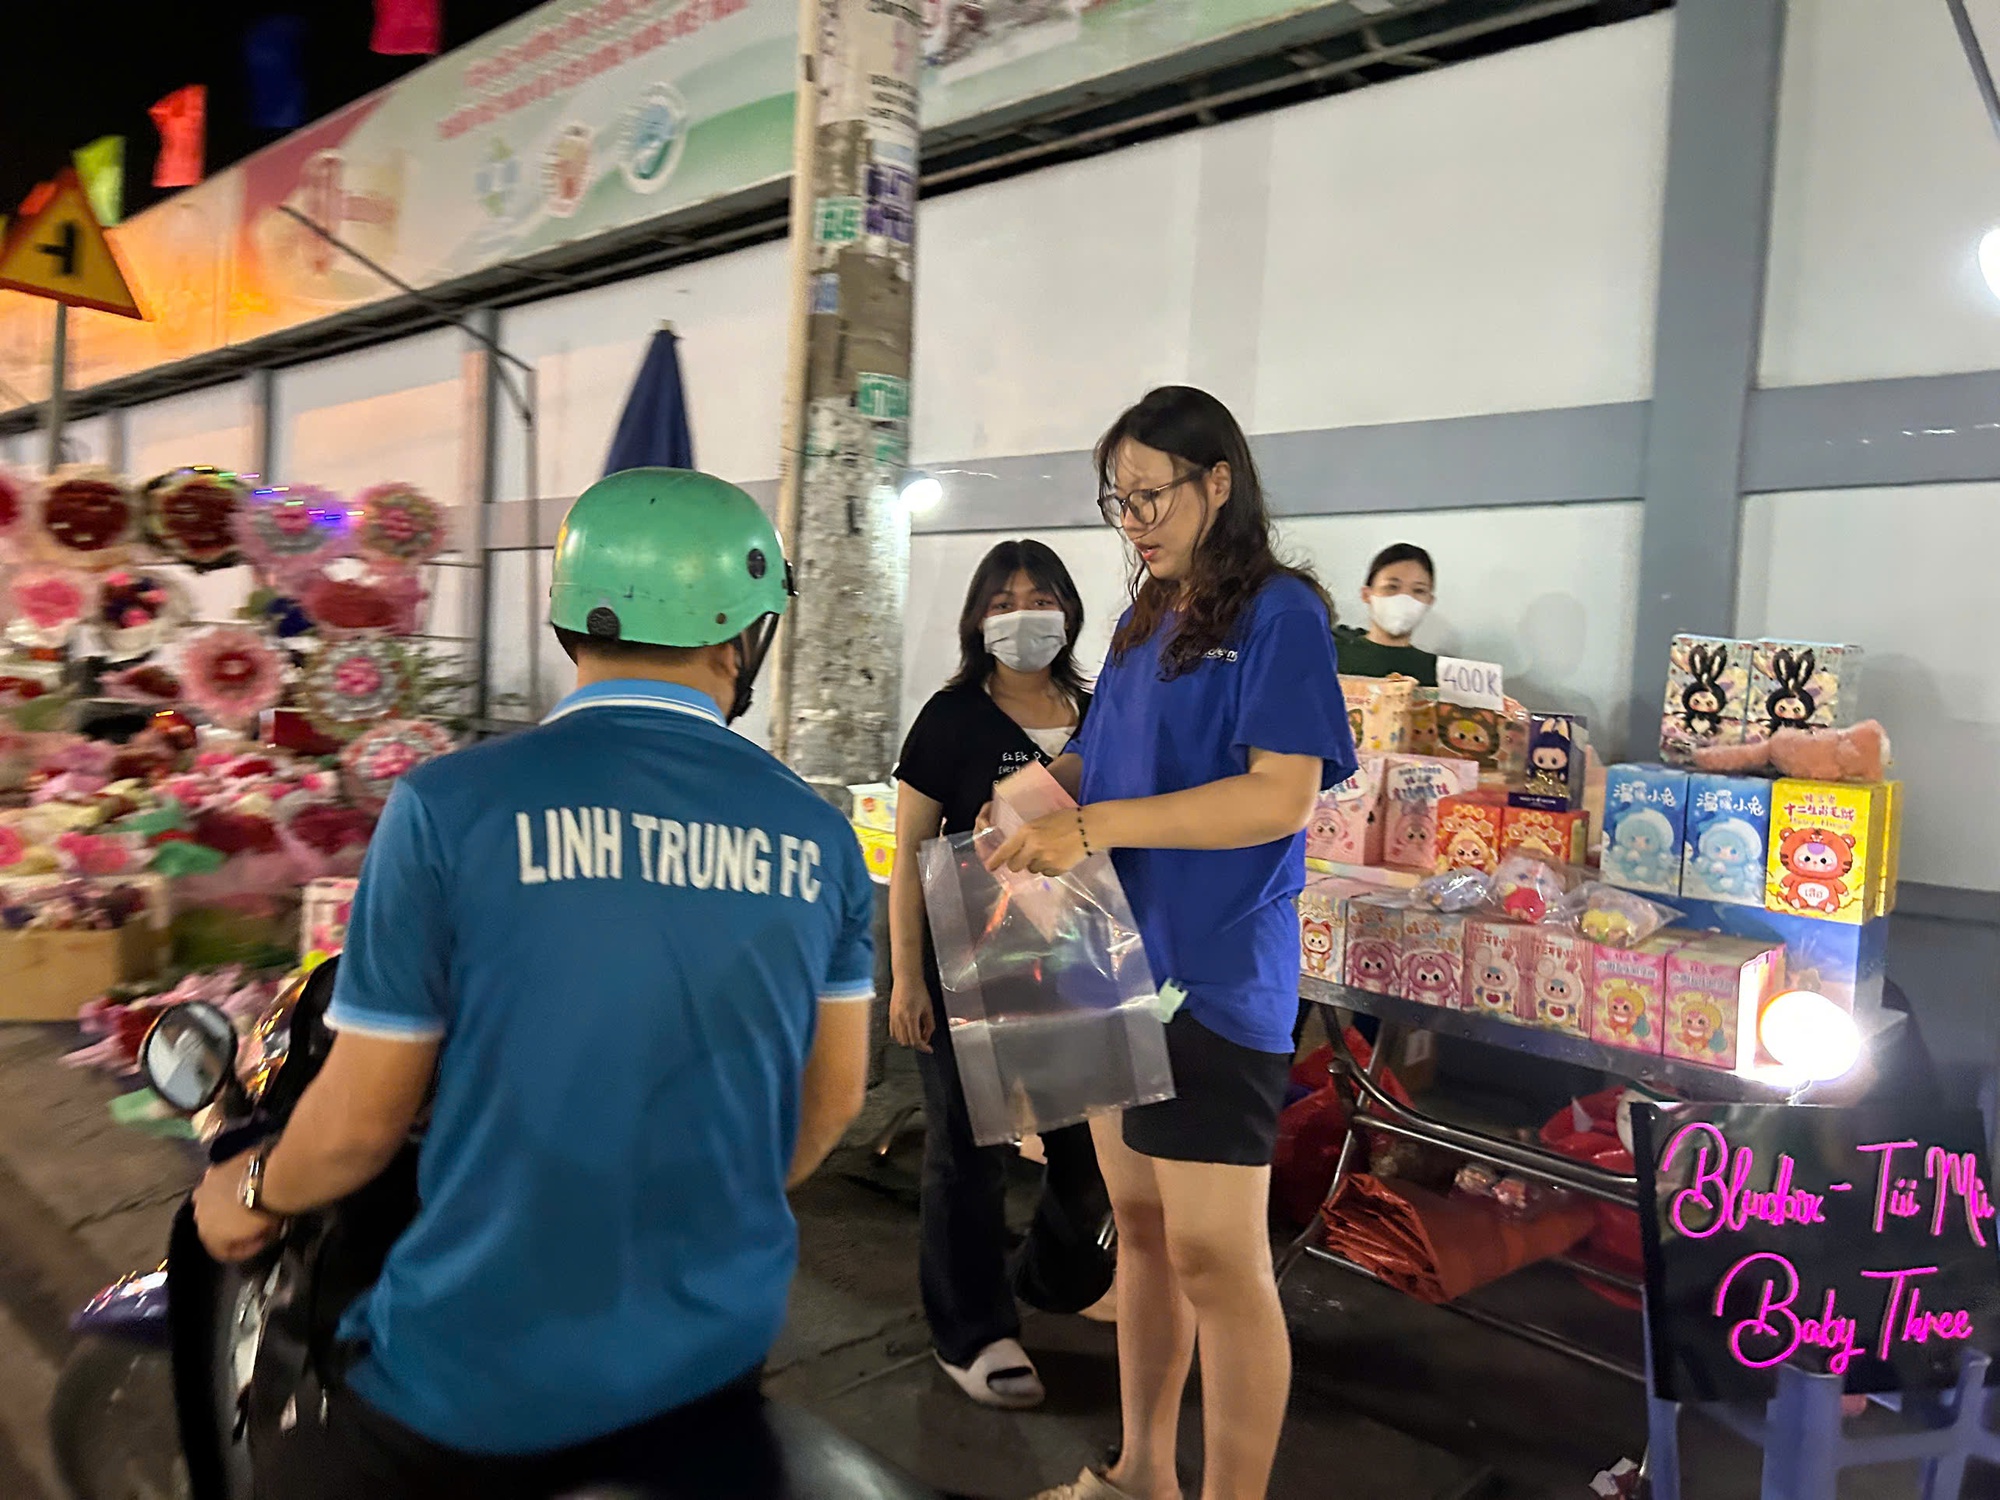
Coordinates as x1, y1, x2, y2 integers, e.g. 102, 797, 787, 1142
1342, 676, 1416, 754
1500, 805, 1590, 866
1765, 779, 1889, 924
1299, 874, 1375, 984
1462, 917, 1536, 1022
1408, 688, 1440, 755
1306, 755, 1385, 866
1745, 640, 1862, 744
848, 783, 899, 835
0, 924, 167, 1022
1668, 896, 1888, 1014
1528, 926, 1595, 1036
1660, 635, 1752, 766
1399, 909, 1467, 1008
1380, 755, 1480, 871
1877, 780, 1904, 916
301, 877, 358, 958
1343, 893, 1406, 995
1680, 773, 1771, 906
1601, 764, 1689, 896
1510, 713, 1590, 813
854, 825, 896, 883
1435, 790, 1506, 874
1588, 934, 1684, 1053
1664, 934, 1784, 1070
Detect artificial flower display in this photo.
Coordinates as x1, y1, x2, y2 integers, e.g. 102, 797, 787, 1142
97, 570, 188, 659
4, 566, 94, 648
234, 483, 351, 587
143, 467, 247, 569
303, 637, 412, 737
354, 482, 448, 567
179, 626, 287, 728
341, 718, 455, 809
33, 467, 139, 568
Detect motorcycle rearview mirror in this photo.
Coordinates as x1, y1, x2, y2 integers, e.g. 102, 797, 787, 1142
140, 1003, 240, 1115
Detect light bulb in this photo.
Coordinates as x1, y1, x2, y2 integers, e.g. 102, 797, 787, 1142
1980, 227, 2000, 301
1758, 989, 1863, 1083
899, 473, 942, 514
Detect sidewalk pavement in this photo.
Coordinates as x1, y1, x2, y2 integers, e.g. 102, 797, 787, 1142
0, 1022, 1798, 1500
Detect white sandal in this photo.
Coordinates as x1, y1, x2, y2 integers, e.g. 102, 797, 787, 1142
936, 1337, 1045, 1409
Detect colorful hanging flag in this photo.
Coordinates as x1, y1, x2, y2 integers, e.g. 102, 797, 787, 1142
372, 0, 442, 56
150, 86, 207, 188
245, 16, 308, 131
73, 137, 125, 226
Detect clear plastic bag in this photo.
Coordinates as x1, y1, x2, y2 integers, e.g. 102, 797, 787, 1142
1556, 882, 1680, 948
921, 828, 1176, 1146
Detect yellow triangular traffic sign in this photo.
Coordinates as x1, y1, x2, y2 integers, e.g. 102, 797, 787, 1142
0, 168, 143, 319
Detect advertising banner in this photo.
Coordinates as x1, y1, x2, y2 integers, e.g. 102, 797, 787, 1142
0, 0, 1376, 412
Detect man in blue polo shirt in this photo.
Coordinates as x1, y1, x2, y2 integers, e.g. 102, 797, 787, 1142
190, 469, 876, 1498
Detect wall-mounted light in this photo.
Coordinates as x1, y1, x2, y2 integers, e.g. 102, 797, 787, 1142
899, 470, 943, 514
1979, 227, 2000, 302
1758, 989, 1864, 1083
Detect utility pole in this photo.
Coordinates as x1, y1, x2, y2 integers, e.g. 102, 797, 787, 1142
768, 0, 922, 801
44, 304, 68, 473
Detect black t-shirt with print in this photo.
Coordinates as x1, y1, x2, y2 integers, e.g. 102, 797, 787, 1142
894, 682, 1091, 836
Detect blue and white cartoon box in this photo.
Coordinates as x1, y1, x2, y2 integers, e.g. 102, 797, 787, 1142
1680, 773, 1772, 907
1599, 764, 1688, 896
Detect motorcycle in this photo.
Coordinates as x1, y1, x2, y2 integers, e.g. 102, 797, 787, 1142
51, 957, 943, 1500
53, 955, 383, 1500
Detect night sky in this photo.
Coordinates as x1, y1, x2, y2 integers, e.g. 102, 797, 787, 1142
1, 2, 548, 223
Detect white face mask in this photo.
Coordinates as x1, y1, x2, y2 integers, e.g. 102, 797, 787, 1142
1367, 592, 1430, 640
983, 609, 1068, 673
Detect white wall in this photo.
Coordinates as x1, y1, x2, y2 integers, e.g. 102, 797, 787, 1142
902, 500, 1643, 755
476, 11, 1675, 502
1738, 484, 2000, 892
277, 331, 478, 645
496, 244, 792, 502
913, 13, 1672, 461
55, 416, 113, 469
1763, 0, 2000, 387
127, 384, 255, 480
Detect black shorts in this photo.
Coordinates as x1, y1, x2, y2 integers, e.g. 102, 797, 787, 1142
1122, 1011, 1293, 1167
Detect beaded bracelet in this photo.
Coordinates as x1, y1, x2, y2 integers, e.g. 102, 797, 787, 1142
1077, 809, 1094, 857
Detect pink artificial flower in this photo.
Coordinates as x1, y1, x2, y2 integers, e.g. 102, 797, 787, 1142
332, 656, 385, 697
11, 570, 88, 631
181, 626, 286, 729
0, 826, 24, 867
55, 831, 132, 876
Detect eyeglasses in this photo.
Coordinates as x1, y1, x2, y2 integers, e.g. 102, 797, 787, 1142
1097, 470, 1201, 530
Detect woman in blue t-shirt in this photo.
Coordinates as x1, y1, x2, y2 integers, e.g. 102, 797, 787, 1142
991, 386, 1355, 1500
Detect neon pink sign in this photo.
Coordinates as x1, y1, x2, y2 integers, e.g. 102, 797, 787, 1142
1656, 1115, 1997, 1384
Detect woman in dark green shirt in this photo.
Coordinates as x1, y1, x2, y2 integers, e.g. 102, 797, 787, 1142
1332, 542, 1438, 685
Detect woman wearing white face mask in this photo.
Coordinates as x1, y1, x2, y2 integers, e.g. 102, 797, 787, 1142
1333, 541, 1439, 685
888, 540, 1110, 1410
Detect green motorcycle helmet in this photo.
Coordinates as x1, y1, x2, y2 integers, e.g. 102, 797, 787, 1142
549, 467, 795, 720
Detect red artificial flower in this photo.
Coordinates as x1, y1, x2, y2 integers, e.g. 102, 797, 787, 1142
191, 809, 281, 856
286, 803, 375, 857
225, 756, 278, 779
307, 578, 398, 632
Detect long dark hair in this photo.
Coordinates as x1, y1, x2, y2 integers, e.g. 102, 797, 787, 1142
1098, 386, 1329, 677
944, 539, 1090, 707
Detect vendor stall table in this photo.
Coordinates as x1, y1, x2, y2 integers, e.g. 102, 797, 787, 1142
1279, 976, 1909, 1381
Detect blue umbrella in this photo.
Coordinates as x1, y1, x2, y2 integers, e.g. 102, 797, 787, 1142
603, 327, 695, 476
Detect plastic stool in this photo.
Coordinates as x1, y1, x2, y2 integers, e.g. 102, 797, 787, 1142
1646, 1347, 1994, 1499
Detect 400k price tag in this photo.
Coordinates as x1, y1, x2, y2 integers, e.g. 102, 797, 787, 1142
1634, 1102, 2000, 1401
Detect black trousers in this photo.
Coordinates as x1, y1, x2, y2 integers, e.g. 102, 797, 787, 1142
915, 982, 1111, 1369
255, 1366, 780, 1500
